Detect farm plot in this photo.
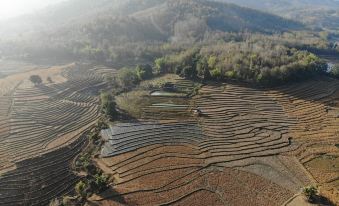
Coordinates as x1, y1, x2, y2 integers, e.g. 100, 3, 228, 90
195, 83, 297, 164
101, 121, 205, 157
0, 133, 87, 206
142, 79, 198, 120
0, 65, 105, 169
97, 81, 308, 205
267, 78, 339, 141
97, 77, 339, 206
117, 78, 196, 120
0, 63, 115, 204
91, 160, 293, 206
141, 96, 192, 120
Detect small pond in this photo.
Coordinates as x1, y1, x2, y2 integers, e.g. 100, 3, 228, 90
150, 90, 186, 97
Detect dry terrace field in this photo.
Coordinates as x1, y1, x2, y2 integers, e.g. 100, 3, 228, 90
93, 77, 339, 206
0, 62, 337, 206
0, 63, 116, 205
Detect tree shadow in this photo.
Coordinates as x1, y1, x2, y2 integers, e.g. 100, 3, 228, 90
95, 187, 128, 205
114, 108, 140, 123
310, 195, 336, 206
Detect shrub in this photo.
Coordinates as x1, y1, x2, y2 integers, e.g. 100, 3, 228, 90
93, 173, 110, 193
29, 75, 43, 85
75, 181, 87, 198
154, 57, 168, 74
116, 67, 139, 90
89, 132, 100, 144
330, 64, 339, 78
302, 185, 318, 202
47, 77, 53, 83
100, 92, 117, 119
180, 66, 197, 79
136, 64, 153, 80
210, 68, 222, 80
97, 118, 109, 130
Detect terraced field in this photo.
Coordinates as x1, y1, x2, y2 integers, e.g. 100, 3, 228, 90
0, 63, 114, 205
94, 78, 339, 206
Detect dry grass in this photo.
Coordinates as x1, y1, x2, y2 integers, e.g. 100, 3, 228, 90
115, 90, 150, 118
139, 74, 180, 90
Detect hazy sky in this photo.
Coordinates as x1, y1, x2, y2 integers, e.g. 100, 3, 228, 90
0, 0, 65, 20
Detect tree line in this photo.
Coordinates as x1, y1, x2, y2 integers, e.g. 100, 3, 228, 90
153, 43, 328, 86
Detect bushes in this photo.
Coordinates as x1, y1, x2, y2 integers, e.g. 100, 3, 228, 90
113, 64, 154, 92
74, 171, 110, 199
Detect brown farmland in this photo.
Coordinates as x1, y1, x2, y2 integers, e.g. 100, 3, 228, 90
93, 78, 339, 206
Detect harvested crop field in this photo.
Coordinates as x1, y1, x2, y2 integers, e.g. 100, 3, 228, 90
95, 77, 339, 206
0, 63, 116, 205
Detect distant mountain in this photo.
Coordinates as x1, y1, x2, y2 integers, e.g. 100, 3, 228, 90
0, 0, 165, 39
217, 0, 339, 11
0, 0, 302, 42
217, 0, 339, 30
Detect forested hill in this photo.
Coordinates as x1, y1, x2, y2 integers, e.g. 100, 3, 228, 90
0, 0, 166, 40
0, 0, 302, 42
132, 0, 302, 37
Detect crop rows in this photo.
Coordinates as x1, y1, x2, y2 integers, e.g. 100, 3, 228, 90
267, 79, 339, 141
0, 66, 104, 167
0, 134, 87, 206
101, 121, 205, 157
195, 83, 296, 163
0, 64, 114, 205
98, 144, 293, 205
98, 78, 339, 205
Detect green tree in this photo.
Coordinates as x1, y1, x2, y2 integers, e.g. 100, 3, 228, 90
116, 67, 139, 90
210, 68, 222, 80
29, 75, 43, 85
100, 92, 117, 119
208, 56, 217, 69
197, 57, 211, 80
302, 185, 318, 202
75, 181, 87, 198
154, 57, 168, 74
94, 173, 109, 193
136, 64, 153, 80
330, 64, 339, 78
180, 66, 197, 79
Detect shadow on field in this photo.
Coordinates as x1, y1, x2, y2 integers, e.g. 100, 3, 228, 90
115, 108, 140, 123
311, 195, 336, 206
88, 187, 128, 205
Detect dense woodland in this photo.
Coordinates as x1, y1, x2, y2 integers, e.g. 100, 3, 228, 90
152, 43, 327, 85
